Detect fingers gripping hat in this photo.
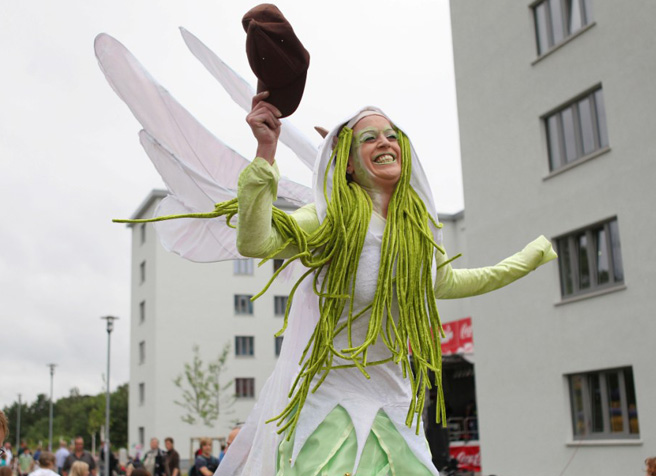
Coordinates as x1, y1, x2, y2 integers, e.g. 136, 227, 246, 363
242, 4, 310, 117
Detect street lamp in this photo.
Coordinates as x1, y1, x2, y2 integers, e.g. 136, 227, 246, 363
101, 316, 119, 476
47, 363, 57, 451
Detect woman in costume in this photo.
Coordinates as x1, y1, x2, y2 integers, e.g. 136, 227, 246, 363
94, 27, 555, 474
217, 92, 557, 475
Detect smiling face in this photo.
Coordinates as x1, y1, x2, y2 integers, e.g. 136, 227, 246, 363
347, 115, 402, 192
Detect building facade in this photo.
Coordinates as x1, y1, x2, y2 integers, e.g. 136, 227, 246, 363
450, 1, 656, 474
127, 190, 305, 461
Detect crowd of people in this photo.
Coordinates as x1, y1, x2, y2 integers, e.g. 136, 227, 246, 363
0, 410, 241, 476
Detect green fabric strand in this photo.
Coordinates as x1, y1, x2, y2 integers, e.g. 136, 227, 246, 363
112, 128, 447, 437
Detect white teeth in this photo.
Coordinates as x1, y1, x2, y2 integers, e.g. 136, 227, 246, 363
374, 154, 396, 164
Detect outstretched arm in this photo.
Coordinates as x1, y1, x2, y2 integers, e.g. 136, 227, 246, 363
434, 235, 557, 299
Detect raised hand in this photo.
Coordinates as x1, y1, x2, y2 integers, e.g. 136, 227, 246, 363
246, 91, 282, 164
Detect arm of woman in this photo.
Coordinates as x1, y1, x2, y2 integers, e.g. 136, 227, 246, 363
236, 159, 318, 258
236, 92, 319, 259
434, 235, 557, 299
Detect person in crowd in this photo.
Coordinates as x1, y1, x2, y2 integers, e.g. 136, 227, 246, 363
54, 441, 70, 475
68, 461, 89, 476
130, 469, 151, 476
193, 439, 218, 476
18, 447, 34, 476
217, 445, 226, 466
0, 411, 8, 470
218, 424, 242, 464
0, 411, 7, 452
99, 442, 118, 476
162, 439, 178, 476
141, 439, 167, 476
224, 427, 241, 456
2, 443, 12, 468
646, 457, 656, 476
29, 452, 58, 476
18, 441, 28, 457
62, 438, 96, 476
33, 446, 42, 464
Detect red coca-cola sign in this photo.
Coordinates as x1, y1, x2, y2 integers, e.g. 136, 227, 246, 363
449, 443, 481, 472
441, 317, 473, 355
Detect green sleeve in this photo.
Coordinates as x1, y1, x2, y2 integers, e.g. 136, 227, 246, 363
236, 157, 320, 259
434, 235, 558, 299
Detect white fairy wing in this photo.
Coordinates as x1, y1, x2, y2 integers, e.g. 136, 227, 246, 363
138, 131, 241, 262
95, 33, 246, 193
96, 33, 313, 260
180, 27, 318, 171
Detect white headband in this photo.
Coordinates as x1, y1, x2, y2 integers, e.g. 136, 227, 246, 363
345, 110, 389, 129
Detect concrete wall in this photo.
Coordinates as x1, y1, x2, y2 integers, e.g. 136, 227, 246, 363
450, 1, 656, 475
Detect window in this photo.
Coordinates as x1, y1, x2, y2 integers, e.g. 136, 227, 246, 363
139, 261, 146, 284
139, 341, 145, 364
234, 295, 254, 315
275, 336, 284, 357
138, 382, 145, 405
139, 301, 145, 324
568, 367, 639, 440
235, 336, 254, 356
545, 88, 608, 172
533, 0, 593, 55
273, 259, 284, 272
233, 259, 254, 275
140, 224, 146, 245
235, 378, 255, 398
138, 427, 145, 447
556, 218, 623, 298
274, 296, 288, 316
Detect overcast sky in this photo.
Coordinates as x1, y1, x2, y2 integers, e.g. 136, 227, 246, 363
0, 0, 462, 409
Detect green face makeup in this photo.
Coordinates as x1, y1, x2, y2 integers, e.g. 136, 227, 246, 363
351, 127, 399, 148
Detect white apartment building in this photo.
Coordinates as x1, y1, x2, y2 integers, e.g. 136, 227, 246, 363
127, 190, 305, 461
450, 1, 656, 475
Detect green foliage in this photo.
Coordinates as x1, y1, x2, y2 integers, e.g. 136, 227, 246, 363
2, 383, 128, 449
172, 344, 234, 427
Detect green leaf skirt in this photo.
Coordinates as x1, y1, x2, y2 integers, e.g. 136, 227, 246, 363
276, 405, 436, 476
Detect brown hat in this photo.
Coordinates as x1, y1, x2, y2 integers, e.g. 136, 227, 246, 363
242, 4, 310, 117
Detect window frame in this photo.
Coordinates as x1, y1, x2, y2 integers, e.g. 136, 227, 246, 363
275, 335, 284, 357
568, 367, 639, 440
234, 294, 254, 315
274, 296, 288, 316
555, 217, 624, 299
235, 335, 255, 357
235, 378, 255, 399
233, 259, 254, 276
139, 261, 146, 284
139, 301, 146, 324
138, 382, 145, 406
532, 0, 594, 57
544, 86, 609, 173
138, 340, 145, 365
273, 259, 284, 272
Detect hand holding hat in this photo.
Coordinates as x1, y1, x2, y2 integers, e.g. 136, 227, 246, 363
242, 4, 310, 118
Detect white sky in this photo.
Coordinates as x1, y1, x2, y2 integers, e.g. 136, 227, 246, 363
0, 0, 462, 408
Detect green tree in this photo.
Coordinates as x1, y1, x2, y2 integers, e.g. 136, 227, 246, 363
2, 383, 128, 449
173, 344, 234, 427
